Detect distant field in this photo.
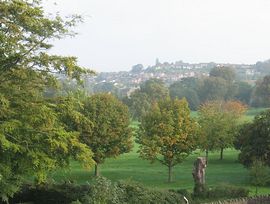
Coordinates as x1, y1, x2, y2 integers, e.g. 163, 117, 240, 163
49, 108, 270, 196
242, 107, 269, 122
191, 107, 268, 121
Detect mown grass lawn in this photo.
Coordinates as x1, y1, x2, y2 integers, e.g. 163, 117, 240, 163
49, 108, 270, 195
49, 148, 270, 195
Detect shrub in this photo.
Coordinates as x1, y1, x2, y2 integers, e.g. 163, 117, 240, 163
207, 184, 249, 199
10, 182, 91, 204
81, 176, 124, 204
117, 180, 185, 204
9, 178, 186, 204
169, 189, 192, 201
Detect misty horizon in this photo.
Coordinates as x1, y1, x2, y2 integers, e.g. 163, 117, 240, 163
43, 0, 270, 72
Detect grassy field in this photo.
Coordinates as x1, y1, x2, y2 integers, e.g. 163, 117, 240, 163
49, 108, 270, 195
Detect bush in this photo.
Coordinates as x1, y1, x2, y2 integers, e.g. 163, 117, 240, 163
116, 180, 185, 204
207, 184, 249, 199
9, 177, 186, 204
169, 189, 192, 201
80, 177, 124, 204
10, 182, 92, 204
249, 159, 270, 187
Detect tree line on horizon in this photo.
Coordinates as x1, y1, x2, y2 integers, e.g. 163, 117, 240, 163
123, 67, 270, 120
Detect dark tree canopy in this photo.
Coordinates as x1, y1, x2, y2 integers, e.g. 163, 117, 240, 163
254, 59, 270, 75
126, 79, 169, 120
253, 75, 270, 107
199, 77, 229, 102
235, 110, 270, 167
209, 66, 236, 82
140, 78, 169, 101
234, 81, 253, 105
169, 78, 201, 110
199, 67, 238, 102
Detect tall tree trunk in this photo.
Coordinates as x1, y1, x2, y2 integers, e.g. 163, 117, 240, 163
220, 148, 224, 160
168, 164, 173, 183
94, 164, 99, 176
205, 149, 209, 164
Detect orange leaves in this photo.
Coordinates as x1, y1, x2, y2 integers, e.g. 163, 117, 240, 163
223, 100, 247, 117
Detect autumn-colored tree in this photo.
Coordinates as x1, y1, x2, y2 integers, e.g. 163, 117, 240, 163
82, 93, 133, 176
137, 98, 198, 182
198, 100, 247, 161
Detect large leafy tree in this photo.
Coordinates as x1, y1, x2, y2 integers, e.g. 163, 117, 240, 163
169, 78, 201, 110
235, 81, 253, 105
254, 59, 270, 75
198, 100, 247, 161
235, 110, 270, 167
137, 98, 198, 182
253, 75, 270, 107
209, 66, 236, 82
124, 91, 151, 119
126, 79, 169, 120
140, 78, 169, 100
199, 67, 237, 102
0, 0, 94, 200
82, 93, 133, 176
199, 77, 229, 102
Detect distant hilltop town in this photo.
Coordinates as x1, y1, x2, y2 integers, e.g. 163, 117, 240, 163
80, 59, 270, 97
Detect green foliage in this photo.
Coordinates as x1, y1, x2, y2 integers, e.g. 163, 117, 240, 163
249, 160, 270, 189
118, 180, 185, 204
81, 177, 124, 204
200, 67, 237, 102
169, 79, 201, 110
137, 98, 198, 182
0, 0, 94, 200
198, 100, 247, 160
209, 67, 236, 82
126, 79, 169, 120
199, 77, 229, 102
10, 182, 91, 204
235, 81, 253, 105
54, 95, 93, 135
206, 184, 249, 199
253, 75, 270, 107
254, 59, 270, 75
82, 93, 133, 175
11, 178, 186, 204
124, 91, 151, 120
235, 110, 270, 167
93, 82, 119, 96
140, 78, 169, 100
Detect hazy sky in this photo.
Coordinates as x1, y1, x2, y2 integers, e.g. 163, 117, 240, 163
44, 0, 270, 72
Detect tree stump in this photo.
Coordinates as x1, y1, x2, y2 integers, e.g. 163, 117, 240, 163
192, 157, 207, 196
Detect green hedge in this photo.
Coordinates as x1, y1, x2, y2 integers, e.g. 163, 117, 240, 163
7, 178, 249, 204
9, 177, 186, 204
